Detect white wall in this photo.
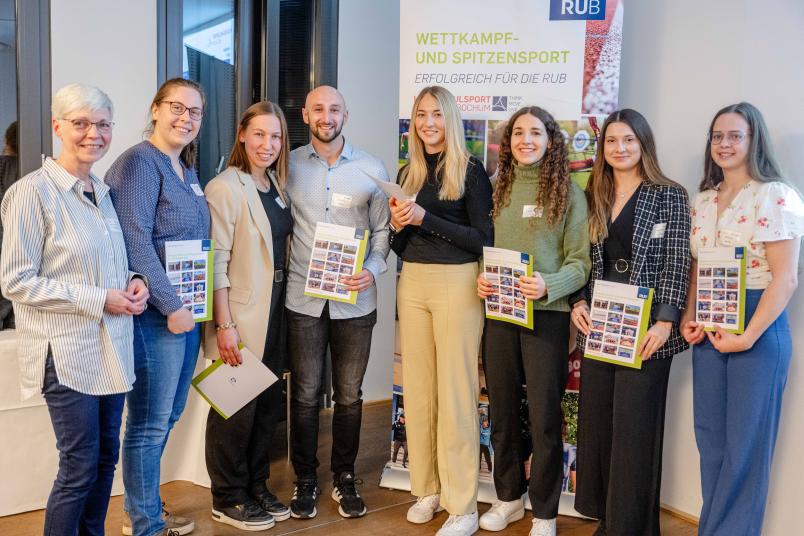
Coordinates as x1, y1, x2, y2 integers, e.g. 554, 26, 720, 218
337, 0, 401, 402
619, 1, 804, 532
338, 0, 804, 532
50, 0, 157, 175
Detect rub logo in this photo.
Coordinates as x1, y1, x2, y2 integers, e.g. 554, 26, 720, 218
492, 96, 508, 112
549, 0, 606, 21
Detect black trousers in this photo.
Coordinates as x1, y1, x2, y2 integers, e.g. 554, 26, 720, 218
206, 279, 287, 507
574, 356, 673, 536
482, 310, 569, 519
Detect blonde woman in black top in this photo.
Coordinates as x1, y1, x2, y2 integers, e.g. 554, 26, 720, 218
389, 86, 492, 536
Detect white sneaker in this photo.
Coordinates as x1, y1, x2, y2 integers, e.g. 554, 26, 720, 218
479, 499, 525, 531
436, 512, 479, 536
406, 493, 444, 523
529, 517, 557, 536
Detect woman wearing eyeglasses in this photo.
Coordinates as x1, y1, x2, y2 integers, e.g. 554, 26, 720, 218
0, 84, 149, 535
106, 78, 210, 536
680, 102, 803, 536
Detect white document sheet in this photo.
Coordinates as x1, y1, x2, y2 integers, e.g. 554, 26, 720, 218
192, 346, 279, 419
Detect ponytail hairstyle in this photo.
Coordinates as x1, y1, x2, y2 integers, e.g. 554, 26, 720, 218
492, 106, 569, 225
228, 101, 290, 189
400, 86, 470, 200
145, 78, 206, 167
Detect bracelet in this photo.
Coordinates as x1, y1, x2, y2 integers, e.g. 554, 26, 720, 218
215, 321, 237, 331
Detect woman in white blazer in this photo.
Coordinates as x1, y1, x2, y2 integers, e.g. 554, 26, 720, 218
203, 101, 293, 532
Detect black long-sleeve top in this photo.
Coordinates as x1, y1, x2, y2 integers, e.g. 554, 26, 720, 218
389, 152, 493, 264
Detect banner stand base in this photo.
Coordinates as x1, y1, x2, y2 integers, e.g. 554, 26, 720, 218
380, 463, 588, 519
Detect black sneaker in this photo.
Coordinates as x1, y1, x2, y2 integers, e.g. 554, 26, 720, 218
331, 472, 367, 518
211, 501, 274, 531
290, 479, 320, 519
253, 489, 291, 522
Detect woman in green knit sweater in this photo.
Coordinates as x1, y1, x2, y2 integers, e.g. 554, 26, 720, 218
476, 106, 591, 536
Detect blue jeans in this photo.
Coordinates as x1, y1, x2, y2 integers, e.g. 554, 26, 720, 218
693, 289, 792, 536
122, 308, 201, 536
286, 304, 376, 479
42, 354, 126, 536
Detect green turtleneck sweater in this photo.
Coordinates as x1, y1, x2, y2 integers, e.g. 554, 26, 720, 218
493, 163, 591, 312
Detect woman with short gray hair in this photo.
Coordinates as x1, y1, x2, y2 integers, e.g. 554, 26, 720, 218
0, 83, 149, 535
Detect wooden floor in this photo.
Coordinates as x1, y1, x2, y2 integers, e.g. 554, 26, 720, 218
0, 401, 696, 535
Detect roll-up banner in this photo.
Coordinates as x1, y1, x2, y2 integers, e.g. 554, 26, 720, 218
381, 0, 624, 517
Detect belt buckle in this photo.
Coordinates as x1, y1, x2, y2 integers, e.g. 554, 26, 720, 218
274, 269, 284, 283
614, 259, 629, 273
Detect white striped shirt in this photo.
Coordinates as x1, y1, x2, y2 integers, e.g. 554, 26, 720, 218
0, 158, 135, 399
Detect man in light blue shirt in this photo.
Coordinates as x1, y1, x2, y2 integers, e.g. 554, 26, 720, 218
284, 85, 390, 521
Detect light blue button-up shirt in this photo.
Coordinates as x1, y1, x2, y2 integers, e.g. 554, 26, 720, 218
285, 142, 390, 319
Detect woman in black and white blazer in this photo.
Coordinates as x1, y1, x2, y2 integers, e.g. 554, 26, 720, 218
569, 109, 690, 536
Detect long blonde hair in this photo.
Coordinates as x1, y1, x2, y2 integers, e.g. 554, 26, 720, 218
587, 109, 681, 243
400, 86, 469, 200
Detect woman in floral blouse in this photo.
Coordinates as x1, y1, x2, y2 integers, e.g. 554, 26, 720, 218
681, 102, 804, 536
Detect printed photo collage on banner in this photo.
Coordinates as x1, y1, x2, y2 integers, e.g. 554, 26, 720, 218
382, 0, 624, 513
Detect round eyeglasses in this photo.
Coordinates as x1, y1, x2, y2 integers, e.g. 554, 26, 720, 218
162, 101, 204, 120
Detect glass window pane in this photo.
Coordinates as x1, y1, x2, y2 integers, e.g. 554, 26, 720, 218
278, 0, 312, 150
183, 0, 236, 186
0, 0, 18, 197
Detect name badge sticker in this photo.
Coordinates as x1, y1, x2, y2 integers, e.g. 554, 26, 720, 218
719, 229, 742, 246
190, 183, 205, 196
105, 217, 123, 234
650, 223, 667, 239
522, 205, 543, 218
275, 196, 287, 209
331, 193, 352, 209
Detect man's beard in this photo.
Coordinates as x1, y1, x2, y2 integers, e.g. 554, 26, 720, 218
311, 122, 342, 143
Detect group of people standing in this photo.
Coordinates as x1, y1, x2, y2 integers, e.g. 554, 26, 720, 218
0, 78, 800, 536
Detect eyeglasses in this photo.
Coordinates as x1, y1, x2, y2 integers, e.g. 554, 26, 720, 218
162, 101, 204, 120
60, 118, 114, 134
709, 131, 748, 145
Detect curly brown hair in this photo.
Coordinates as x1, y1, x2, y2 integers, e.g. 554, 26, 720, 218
492, 106, 569, 225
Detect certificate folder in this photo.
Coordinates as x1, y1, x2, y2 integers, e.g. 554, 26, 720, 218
191, 346, 278, 419
695, 246, 747, 334
584, 281, 654, 369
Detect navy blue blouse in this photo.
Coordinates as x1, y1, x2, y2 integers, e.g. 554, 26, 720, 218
106, 141, 211, 316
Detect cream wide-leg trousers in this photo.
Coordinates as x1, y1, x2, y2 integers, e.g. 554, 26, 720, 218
397, 261, 484, 515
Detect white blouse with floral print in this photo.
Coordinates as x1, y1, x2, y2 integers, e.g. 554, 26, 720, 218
691, 180, 804, 289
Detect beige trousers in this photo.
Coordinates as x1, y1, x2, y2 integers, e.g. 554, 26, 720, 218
397, 261, 483, 515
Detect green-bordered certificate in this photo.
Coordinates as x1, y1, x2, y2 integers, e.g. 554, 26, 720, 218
165, 239, 214, 322
696, 246, 747, 334
584, 280, 654, 369
303, 222, 368, 304
191, 346, 279, 419
482, 246, 534, 329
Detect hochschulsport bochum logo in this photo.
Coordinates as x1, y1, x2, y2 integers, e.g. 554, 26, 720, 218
455, 95, 521, 113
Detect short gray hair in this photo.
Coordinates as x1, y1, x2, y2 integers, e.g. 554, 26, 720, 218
51, 83, 114, 119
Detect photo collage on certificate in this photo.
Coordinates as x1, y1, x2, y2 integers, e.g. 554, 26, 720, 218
696, 247, 746, 333
165, 239, 214, 322
482, 246, 533, 329
585, 280, 653, 369
304, 222, 368, 304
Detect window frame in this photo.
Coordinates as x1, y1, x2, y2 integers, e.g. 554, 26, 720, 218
16, 0, 51, 176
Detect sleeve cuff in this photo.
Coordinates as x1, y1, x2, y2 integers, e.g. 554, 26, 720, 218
76, 285, 107, 322
540, 271, 584, 306
363, 256, 387, 279
653, 303, 681, 323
